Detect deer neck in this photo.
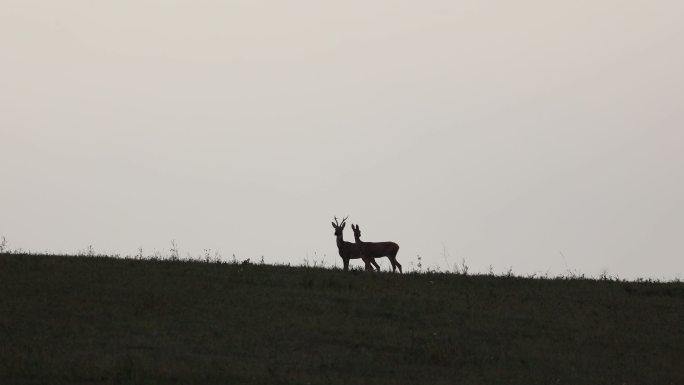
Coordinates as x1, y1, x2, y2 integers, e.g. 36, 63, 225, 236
336, 234, 345, 249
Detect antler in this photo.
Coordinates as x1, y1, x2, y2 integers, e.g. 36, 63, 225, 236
333, 215, 349, 227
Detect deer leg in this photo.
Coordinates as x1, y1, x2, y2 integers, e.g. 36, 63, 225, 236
383, 256, 395, 272
362, 256, 374, 272
392, 256, 402, 273
371, 258, 380, 271
343, 258, 349, 271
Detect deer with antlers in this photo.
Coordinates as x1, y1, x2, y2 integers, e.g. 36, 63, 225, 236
351, 224, 402, 273
332, 216, 379, 271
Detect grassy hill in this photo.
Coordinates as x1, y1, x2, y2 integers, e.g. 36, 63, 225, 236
1, 253, 683, 384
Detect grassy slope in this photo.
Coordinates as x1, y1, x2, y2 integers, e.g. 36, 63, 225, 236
1, 254, 683, 385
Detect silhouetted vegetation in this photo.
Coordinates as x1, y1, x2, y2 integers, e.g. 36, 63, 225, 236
1, 252, 683, 384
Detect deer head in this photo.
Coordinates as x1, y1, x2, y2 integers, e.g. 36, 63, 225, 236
351, 224, 362, 240
331, 215, 349, 237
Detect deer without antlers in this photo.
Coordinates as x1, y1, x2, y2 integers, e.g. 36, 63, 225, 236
351, 224, 402, 273
332, 216, 379, 271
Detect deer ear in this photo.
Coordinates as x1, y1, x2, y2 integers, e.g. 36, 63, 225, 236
331, 222, 337, 229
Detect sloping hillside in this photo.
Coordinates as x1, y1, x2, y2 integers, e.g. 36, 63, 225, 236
1, 254, 683, 384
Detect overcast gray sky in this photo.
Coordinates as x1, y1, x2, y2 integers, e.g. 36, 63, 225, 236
2, 1, 683, 278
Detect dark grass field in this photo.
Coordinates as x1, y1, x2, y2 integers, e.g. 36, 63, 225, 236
1, 253, 683, 384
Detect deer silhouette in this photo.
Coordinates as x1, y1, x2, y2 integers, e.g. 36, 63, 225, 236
351, 224, 401, 273
332, 216, 379, 271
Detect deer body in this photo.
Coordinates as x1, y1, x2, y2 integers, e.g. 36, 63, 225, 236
332, 217, 379, 271
352, 224, 402, 273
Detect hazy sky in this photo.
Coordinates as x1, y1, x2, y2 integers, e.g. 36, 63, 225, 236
2, 1, 683, 278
